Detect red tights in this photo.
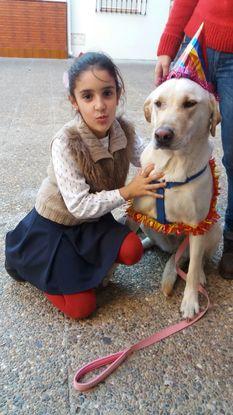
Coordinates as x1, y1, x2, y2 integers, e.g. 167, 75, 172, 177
45, 231, 143, 319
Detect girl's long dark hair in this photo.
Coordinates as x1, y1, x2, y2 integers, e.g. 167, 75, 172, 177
68, 52, 125, 98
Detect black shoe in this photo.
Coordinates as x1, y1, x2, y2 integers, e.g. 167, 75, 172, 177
5, 260, 25, 282
219, 231, 233, 280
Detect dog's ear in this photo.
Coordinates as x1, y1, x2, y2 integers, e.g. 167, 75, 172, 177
143, 97, 153, 123
209, 95, 221, 137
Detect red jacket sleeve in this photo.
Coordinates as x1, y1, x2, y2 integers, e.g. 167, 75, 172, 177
157, 0, 199, 59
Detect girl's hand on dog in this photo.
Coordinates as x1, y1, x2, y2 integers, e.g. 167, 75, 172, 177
119, 164, 166, 200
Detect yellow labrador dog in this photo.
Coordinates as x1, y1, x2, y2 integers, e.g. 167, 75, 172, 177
133, 77, 222, 319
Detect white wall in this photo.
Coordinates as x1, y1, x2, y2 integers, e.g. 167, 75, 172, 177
70, 0, 170, 60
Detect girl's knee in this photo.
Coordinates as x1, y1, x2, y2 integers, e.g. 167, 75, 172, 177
45, 289, 96, 319
117, 231, 143, 265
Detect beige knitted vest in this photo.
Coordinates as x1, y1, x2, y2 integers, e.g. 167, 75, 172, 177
35, 116, 136, 226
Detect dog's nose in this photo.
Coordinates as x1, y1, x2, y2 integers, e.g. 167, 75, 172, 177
154, 127, 174, 146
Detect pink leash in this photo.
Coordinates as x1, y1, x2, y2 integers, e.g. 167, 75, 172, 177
73, 236, 210, 392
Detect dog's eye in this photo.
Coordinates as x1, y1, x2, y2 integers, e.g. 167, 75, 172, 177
155, 101, 162, 108
183, 100, 197, 108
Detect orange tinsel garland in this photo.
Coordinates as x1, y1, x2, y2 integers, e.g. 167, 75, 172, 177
127, 159, 220, 236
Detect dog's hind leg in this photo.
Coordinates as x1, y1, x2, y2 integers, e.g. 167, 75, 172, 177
161, 252, 188, 297
161, 254, 177, 297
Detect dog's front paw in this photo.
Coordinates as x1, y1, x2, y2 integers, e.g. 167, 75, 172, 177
180, 289, 199, 319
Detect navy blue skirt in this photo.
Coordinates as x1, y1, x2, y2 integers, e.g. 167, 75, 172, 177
5, 209, 130, 294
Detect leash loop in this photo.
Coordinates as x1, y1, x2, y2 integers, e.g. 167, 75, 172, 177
73, 236, 210, 391
73, 348, 133, 392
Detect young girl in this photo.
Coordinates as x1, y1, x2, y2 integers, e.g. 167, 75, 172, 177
5, 52, 165, 319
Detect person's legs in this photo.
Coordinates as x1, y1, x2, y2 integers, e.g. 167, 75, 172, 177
214, 51, 233, 278
45, 232, 143, 318
45, 289, 96, 319
216, 53, 233, 232
116, 231, 143, 265
100, 230, 143, 288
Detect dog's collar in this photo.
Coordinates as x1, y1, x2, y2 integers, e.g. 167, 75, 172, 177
127, 159, 220, 236
153, 164, 208, 225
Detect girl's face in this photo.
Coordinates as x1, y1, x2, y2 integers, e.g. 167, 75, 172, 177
70, 68, 120, 139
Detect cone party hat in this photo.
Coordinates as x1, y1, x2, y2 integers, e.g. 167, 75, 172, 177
166, 23, 216, 96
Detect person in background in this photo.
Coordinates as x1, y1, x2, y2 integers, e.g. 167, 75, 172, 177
154, 0, 233, 279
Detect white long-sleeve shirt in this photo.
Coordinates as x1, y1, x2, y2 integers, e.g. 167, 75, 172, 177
52, 134, 145, 221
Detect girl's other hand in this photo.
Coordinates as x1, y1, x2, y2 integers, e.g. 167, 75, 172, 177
119, 164, 166, 201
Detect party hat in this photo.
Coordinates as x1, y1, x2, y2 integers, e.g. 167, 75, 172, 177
167, 23, 216, 96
